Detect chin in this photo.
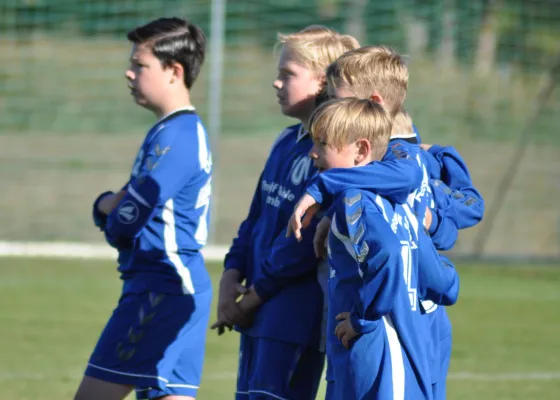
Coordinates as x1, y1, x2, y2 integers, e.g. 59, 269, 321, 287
279, 104, 294, 116
136, 101, 158, 114
134, 97, 149, 106
280, 103, 304, 118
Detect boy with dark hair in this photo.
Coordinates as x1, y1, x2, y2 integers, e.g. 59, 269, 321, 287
75, 18, 212, 400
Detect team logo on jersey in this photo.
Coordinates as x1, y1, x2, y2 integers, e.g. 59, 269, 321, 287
143, 144, 171, 172
118, 201, 139, 224
290, 155, 312, 186
154, 143, 170, 157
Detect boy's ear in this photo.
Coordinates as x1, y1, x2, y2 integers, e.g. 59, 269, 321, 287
170, 61, 184, 84
370, 92, 384, 106
355, 139, 372, 164
315, 72, 327, 95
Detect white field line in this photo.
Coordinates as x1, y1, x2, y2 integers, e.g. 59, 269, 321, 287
0, 241, 228, 262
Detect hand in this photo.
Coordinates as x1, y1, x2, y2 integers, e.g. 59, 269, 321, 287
210, 319, 233, 336
424, 207, 433, 230
314, 216, 332, 259
238, 286, 263, 312
97, 190, 127, 215
286, 193, 321, 241
419, 143, 433, 151
231, 286, 263, 330
210, 270, 248, 335
334, 312, 359, 349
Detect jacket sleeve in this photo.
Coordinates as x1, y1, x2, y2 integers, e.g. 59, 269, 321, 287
417, 227, 460, 306
306, 154, 422, 210
252, 216, 320, 301
428, 145, 485, 229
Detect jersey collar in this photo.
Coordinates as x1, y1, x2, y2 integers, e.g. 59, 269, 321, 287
296, 125, 310, 143
157, 106, 196, 125
148, 106, 196, 133
391, 133, 417, 140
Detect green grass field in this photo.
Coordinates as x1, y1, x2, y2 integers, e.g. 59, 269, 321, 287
1, 257, 560, 399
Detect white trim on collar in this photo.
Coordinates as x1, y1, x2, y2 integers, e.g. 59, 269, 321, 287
390, 133, 417, 139
157, 106, 196, 124
296, 125, 309, 143
148, 106, 196, 133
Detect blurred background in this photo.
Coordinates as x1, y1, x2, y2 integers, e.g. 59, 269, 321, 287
1, 0, 559, 260
1, 1, 560, 399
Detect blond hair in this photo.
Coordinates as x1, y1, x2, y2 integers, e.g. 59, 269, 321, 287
277, 25, 360, 74
391, 109, 414, 136
309, 98, 392, 160
326, 46, 408, 116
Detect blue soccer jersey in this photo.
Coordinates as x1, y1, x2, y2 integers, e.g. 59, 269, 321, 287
326, 189, 433, 399
224, 124, 326, 348
96, 107, 213, 295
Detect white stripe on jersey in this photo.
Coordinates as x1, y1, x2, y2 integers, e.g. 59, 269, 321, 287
163, 199, 195, 294
194, 177, 212, 245
383, 314, 405, 400
197, 121, 212, 173
374, 194, 389, 222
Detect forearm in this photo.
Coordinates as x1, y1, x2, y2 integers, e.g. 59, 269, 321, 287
97, 190, 127, 215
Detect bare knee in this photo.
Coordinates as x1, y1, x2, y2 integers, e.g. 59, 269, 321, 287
74, 376, 132, 400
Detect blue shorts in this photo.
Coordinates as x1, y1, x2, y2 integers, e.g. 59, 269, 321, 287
236, 334, 325, 400
85, 290, 212, 399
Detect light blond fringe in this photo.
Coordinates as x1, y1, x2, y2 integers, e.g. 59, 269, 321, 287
309, 98, 393, 160
326, 45, 408, 116
277, 25, 360, 74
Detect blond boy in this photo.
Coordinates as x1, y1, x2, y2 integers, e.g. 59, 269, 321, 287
307, 96, 435, 399
214, 26, 359, 400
